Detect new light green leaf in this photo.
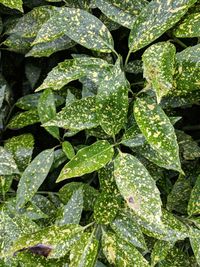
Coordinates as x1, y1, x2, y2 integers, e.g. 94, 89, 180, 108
188, 175, 200, 216
38, 89, 59, 140
16, 149, 54, 209
96, 61, 129, 136
173, 12, 200, 37
36, 57, 111, 91
62, 141, 75, 160
0, 0, 23, 12
56, 187, 83, 225
142, 42, 176, 103
110, 212, 147, 250
114, 152, 162, 224
57, 140, 114, 182
0, 147, 19, 175
33, 7, 114, 53
4, 134, 34, 172
128, 0, 197, 53
151, 240, 174, 266
9, 224, 83, 259
134, 95, 182, 173
7, 109, 40, 129
43, 97, 98, 131
94, 192, 119, 224
69, 232, 99, 267
95, 0, 148, 29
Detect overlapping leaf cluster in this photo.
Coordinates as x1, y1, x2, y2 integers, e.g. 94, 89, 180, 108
0, 0, 200, 266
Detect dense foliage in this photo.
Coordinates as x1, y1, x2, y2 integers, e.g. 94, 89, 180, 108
0, 0, 200, 266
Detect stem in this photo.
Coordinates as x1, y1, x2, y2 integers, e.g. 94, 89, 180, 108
172, 37, 188, 49
37, 191, 59, 195
125, 50, 132, 68
83, 221, 95, 230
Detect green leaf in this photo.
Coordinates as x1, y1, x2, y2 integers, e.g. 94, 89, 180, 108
16, 149, 54, 209
43, 97, 98, 131
0, 147, 19, 175
55, 187, 83, 225
4, 134, 34, 172
57, 140, 114, 181
173, 12, 200, 37
114, 152, 162, 224
174, 44, 200, 94
151, 240, 174, 266
188, 175, 200, 216
38, 89, 60, 140
142, 42, 176, 103
134, 95, 182, 173
25, 63, 41, 89
125, 60, 143, 74
190, 236, 200, 265
69, 232, 99, 267
62, 141, 75, 160
0, 0, 23, 12
94, 192, 119, 224
36, 57, 111, 91
96, 60, 129, 136
101, 231, 117, 264
9, 224, 83, 259
0, 175, 13, 195
110, 212, 147, 250
128, 0, 197, 53
9, 6, 57, 38
159, 247, 191, 267
121, 124, 146, 148
33, 7, 114, 53
95, 0, 148, 29
3, 34, 32, 54
7, 109, 40, 129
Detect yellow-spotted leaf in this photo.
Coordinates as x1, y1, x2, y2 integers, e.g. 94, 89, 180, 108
142, 42, 176, 103
33, 7, 114, 53
114, 152, 162, 224
0, 147, 19, 175
96, 60, 129, 136
16, 149, 54, 209
134, 95, 182, 173
128, 0, 197, 53
0, 0, 23, 12
173, 12, 200, 38
57, 140, 114, 182
151, 240, 174, 266
188, 175, 200, 216
38, 89, 60, 140
69, 232, 99, 267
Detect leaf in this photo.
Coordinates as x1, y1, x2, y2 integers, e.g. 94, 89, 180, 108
25, 63, 41, 89
7, 109, 40, 129
121, 124, 146, 148
38, 89, 60, 140
159, 247, 191, 267
188, 175, 200, 216
96, 60, 129, 136
102, 231, 117, 264
4, 134, 34, 172
95, 0, 148, 29
16, 149, 54, 209
62, 141, 75, 160
55, 187, 83, 225
43, 97, 98, 131
142, 42, 176, 103
110, 212, 147, 250
57, 140, 114, 181
128, 0, 197, 53
3, 34, 32, 54
151, 240, 174, 266
0, 0, 23, 12
33, 7, 114, 53
69, 232, 99, 267
0, 147, 19, 175
114, 152, 162, 224
173, 12, 200, 38
174, 44, 200, 94
125, 60, 143, 74
190, 236, 200, 265
9, 224, 83, 259
36, 57, 111, 91
94, 192, 119, 224
134, 95, 182, 173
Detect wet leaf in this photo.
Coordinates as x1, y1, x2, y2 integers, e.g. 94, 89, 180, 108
16, 149, 54, 209
114, 152, 162, 224
128, 0, 197, 53
188, 175, 200, 216
0, 147, 19, 175
57, 140, 114, 181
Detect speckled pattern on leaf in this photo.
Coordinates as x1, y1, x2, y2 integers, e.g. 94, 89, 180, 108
188, 174, 200, 216
0, 147, 19, 175
16, 149, 54, 209
142, 42, 176, 103
134, 95, 182, 173
57, 140, 114, 181
33, 7, 114, 53
114, 152, 162, 224
0, 0, 23, 12
151, 240, 174, 266
129, 0, 197, 53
